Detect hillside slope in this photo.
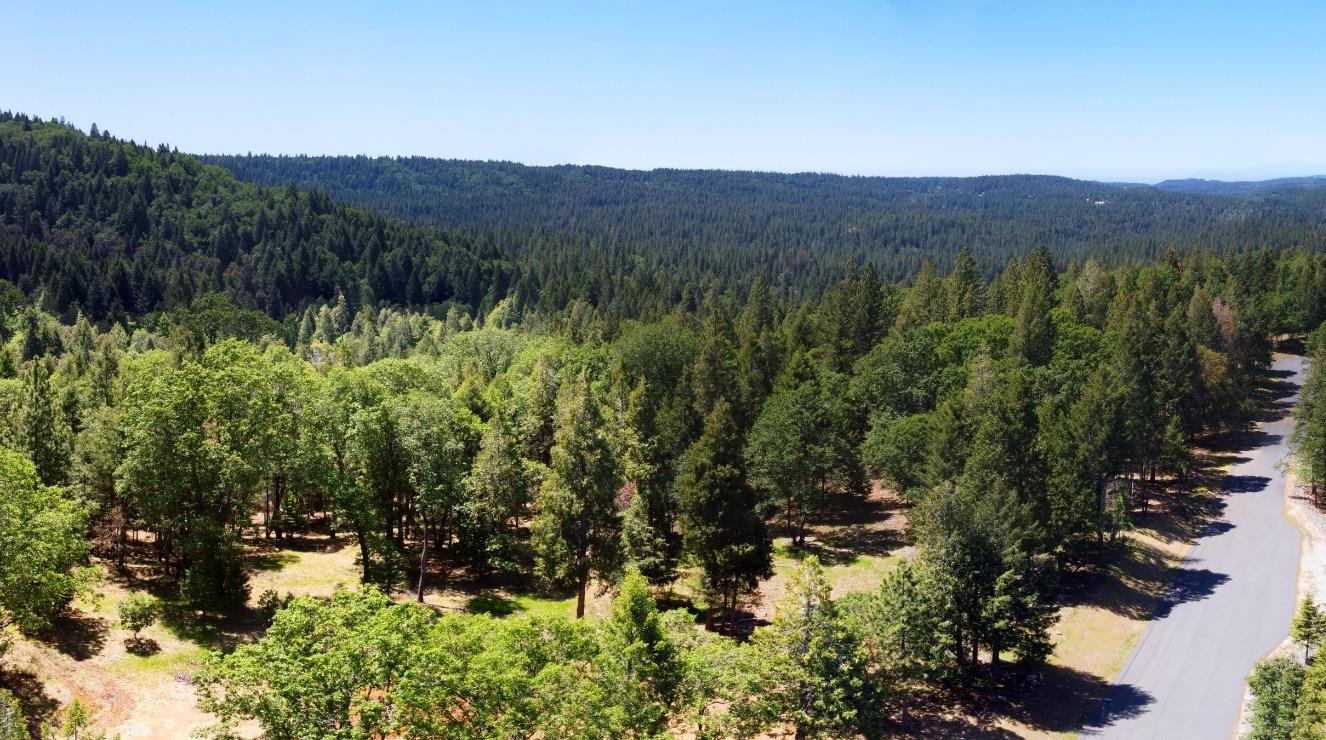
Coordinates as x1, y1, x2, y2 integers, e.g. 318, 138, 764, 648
203, 154, 1326, 281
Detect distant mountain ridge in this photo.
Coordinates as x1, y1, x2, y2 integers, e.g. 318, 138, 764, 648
1148, 176, 1326, 195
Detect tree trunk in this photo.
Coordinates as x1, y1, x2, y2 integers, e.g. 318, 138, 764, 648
417, 515, 429, 603
357, 525, 372, 583
576, 578, 587, 619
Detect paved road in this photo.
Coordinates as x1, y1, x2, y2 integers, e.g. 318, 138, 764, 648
1087, 355, 1305, 739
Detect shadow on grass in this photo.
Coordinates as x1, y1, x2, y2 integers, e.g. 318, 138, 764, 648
463, 583, 576, 617
35, 610, 107, 661
979, 663, 1154, 735
246, 551, 300, 572
157, 598, 264, 654
124, 635, 161, 655
0, 666, 58, 737
465, 593, 523, 616
1057, 540, 1173, 620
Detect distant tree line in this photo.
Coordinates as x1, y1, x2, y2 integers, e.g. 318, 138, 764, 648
203, 151, 1326, 287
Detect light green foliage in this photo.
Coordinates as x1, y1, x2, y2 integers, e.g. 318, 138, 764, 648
1294, 654, 1326, 740
116, 341, 279, 604
0, 445, 89, 639
844, 559, 951, 685
195, 588, 432, 739
40, 698, 108, 740
398, 390, 477, 595
595, 571, 678, 734
0, 688, 24, 740
748, 557, 875, 738
199, 584, 683, 740
117, 593, 160, 637
1292, 597, 1326, 662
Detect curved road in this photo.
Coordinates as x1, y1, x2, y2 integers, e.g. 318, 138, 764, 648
1087, 355, 1305, 739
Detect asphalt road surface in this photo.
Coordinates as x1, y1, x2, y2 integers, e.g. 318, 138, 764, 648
1086, 355, 1305, 739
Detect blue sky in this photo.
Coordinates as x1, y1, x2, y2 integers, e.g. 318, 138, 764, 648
6, 1, 1324, 181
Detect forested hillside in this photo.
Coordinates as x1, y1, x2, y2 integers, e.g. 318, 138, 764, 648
6, 110, 1326, 737
203, 153, 1326, 282
0, 113, 508, 324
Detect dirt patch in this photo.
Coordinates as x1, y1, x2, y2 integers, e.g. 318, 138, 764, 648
754, 483, 912, 622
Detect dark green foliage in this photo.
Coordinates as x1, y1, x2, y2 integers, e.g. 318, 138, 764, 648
678, 400, 772, 631
1249, 657, 1305, 740
0, 115, 491, 323
746, 355, 863, 545
531, 372, 623, 618
202, 151, 1326, 297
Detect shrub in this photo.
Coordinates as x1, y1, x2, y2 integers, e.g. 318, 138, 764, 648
118, 593, 160, 638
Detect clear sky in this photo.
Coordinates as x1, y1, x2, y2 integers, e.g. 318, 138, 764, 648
6, 1, 1325, 181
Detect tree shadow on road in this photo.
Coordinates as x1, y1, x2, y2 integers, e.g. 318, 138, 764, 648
997, 664, 1153, 734
1077, 675, 1157, 735
1152, 565, 1230, 619
1221, 474, 1272, 494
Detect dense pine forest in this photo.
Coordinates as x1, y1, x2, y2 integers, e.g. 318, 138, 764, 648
203, 152, 1326, 283
4, 111, 1326, 737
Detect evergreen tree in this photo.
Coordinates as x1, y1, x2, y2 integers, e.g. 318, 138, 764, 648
1292, 596, 1325, 662
691, 301, 741, 423
597, 570, 679, 734
0, 689, 21, 740
895, 260, 947, 332
531, 372, 624, 618
678, 400, 772, 633
750, 556, 873, 739
620, 380, 682, 586
1294, 656, 1326, 739
1248, 657, 1305, 740
946, 246, 985, 321
1008, 247, 1057, 366
17, 358, 67, 485
466, 406, 534, 567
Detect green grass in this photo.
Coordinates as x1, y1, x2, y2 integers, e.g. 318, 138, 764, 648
464, 592, 580, 619
771, 539, 900, 591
